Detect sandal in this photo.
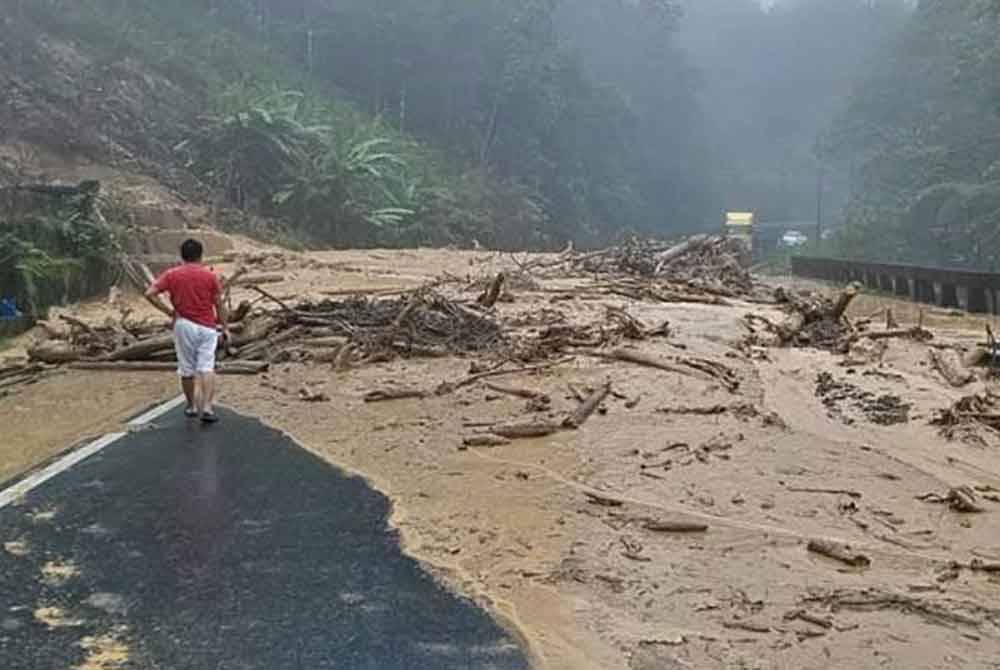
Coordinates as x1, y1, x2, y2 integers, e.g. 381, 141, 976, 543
200, 412, 220, 424
184, 407, 198, 418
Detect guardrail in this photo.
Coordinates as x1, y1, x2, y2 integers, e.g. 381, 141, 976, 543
790, 256, 1000, 314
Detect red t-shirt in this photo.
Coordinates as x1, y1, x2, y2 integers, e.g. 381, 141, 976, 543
152, 263, 222, 328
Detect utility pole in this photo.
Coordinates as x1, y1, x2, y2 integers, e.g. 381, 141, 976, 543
815, 166, 825, 251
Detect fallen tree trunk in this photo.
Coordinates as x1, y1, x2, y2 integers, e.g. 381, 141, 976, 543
490, 421, 563, 439
28, 341, 84, 364
582, 349, 735, 390
862, 326, 933, 342
0, 363, 43, 381
654, 235, 710, 274
363, 388, 428, 402
929, 349, 975, 388
477, 273, 506, 308
232, 273, 285, 286
70, 361, 268, 374
69, 361, 269, 375
461, 434, 512, 448
563, 381, 612, 429
301, 336, 350, 348
807, 539, 870, 567
482, 382, 549, 401
106, 333, 174, 361
582, 349, 700, 380
777, 312, 806, 343
238, 325, 306, 360
435, 359, 572, 396
832, 285, 860, 320
643, 519, 709, 533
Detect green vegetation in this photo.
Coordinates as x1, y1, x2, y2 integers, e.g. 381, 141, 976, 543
827, 0, 1000, 269
4, 0, 714, 250
0, 187, 118, 317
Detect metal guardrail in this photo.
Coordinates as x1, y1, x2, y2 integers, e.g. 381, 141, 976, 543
791, 256, 1000, 314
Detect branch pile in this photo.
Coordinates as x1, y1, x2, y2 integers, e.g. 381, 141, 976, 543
932, 392, 1000, 441
746, 284, 933, 354
540, 235, 755, 297
26, 289, 506, 371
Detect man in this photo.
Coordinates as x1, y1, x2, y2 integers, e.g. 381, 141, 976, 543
145, 239, 229, 423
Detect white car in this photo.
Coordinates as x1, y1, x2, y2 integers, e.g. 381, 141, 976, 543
780, 230, 809, 247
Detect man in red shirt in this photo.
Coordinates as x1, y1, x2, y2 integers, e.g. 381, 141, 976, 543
145, 239, 229, 423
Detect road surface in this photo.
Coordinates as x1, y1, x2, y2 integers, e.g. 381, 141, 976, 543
0, 402, 529, 669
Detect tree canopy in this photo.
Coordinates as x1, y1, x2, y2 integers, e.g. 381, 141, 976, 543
829, 0, 1000, 268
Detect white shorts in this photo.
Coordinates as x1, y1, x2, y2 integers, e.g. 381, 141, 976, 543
173, 318, 219, 377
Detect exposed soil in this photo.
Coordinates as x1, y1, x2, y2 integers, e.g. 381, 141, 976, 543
6, 247, 1000, 670
0, 370, 177, 484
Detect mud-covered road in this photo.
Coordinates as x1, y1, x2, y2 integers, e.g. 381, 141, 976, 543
4, 245, 1000, 669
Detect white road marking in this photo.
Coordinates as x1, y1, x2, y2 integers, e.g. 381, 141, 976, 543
0, 395, 185, 510
128, 395, 186, 427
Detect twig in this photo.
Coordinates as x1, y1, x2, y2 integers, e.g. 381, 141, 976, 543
807, 539, 871, 567
785, 486, 863, 499
435, 358, 573, 395
563, 381, 612, 429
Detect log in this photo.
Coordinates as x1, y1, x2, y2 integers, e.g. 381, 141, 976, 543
490, 421, 563, 439
70, 361, 268, 374
584, 491, 626, 507
229, 300, 253, 324
230, 318, 279, 347
232, 273, 285, 287
477, 273, 506, 308
309, 348, 344, 364
807, 539, 870, 567
948, 486, 984, 513
582, 349, 724, 388
238, 325, 306, 360
435, 358, 573, 396
0, 363, 42, 381
301, 336, 350, 348
786, 486, 862, 499
563, 381, 612, 429
28, 341, 83, 364
107, 333, 174, 361
643, 520, 709, 533
929, 349, 974, 388
363, 388, 428, 402
654, 234, 710, 274
863, 327, 933, 342
461, 435, 512, 448
777, 312, 806, 343
482, 382, 549, 401
0, 372, 46, 391
832, 284, 860, 320
58, 314, 98, 336
964, 347, 991, 368
333, 344, 355, 371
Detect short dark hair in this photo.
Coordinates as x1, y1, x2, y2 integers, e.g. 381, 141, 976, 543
180, 239, 204, 262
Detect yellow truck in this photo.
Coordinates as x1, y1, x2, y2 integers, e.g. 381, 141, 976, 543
724, 211, 754, 265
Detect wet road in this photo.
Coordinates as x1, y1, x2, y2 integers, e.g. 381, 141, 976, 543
0, 405, 529, 669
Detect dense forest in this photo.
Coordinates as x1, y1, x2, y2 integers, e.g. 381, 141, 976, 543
829, 0, 1000, 269
1, 0, 715, 251
2, 0, 999, 272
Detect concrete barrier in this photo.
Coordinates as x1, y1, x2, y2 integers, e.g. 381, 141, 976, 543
791, 256, 1000, 314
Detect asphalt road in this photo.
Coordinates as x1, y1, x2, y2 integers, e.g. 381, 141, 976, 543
0, 405, 529, 669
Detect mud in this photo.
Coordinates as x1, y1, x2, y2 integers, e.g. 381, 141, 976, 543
6, 247, 1000, 669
